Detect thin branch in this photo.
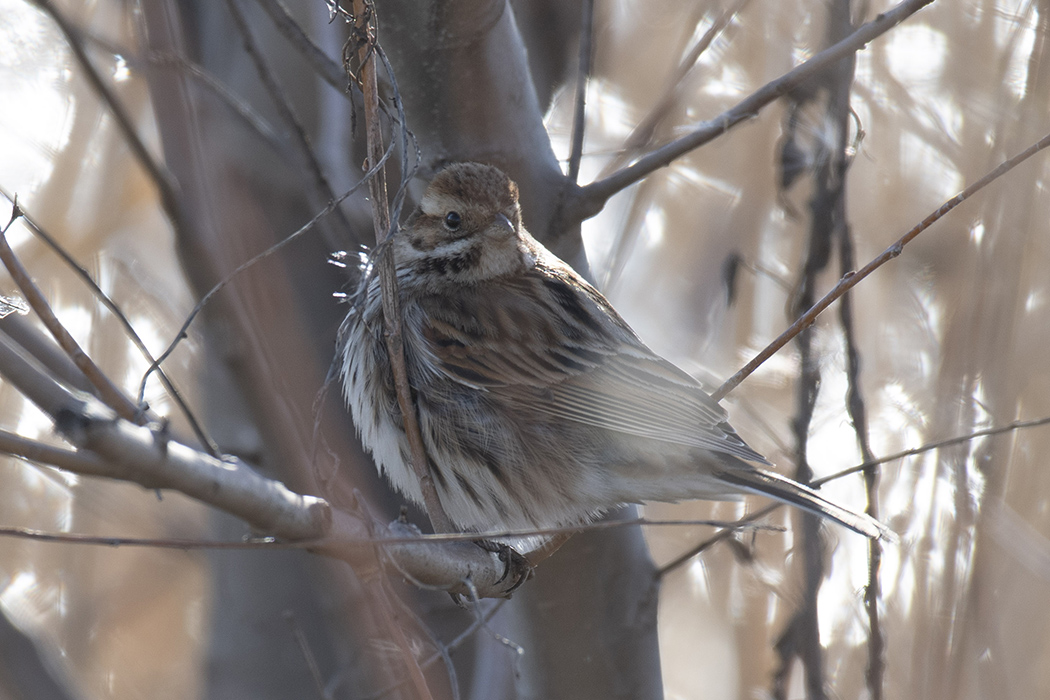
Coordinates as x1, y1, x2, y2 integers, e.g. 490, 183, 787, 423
146, 53, 282, 146
573, 0, 934, 217
0, 204, 145, 424
0, 503, 778, 551
225, 0, 355, 250
657, 414, 1050, 577
838, 186, 884, 700
713, 128, 1050, 401
0, 526, 287, 550
598, 0, 751, 178
656, 505, 778, 578
255, 0, 348, 92
74, 23, 284, 149
284, 612, 334, 700
140, 158, 391, 403
348, 0, 453, 533
817, 414, 1050, 485
28, 0, 184, 233
566, 0, 595, 183
0, 190, 219, 454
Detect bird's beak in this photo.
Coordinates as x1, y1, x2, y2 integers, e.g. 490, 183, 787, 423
494, 213, 515, 236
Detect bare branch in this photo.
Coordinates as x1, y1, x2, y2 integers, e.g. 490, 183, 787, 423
817, 414, 1050, 485
657, 413, 1050, 577
348, 1, 454, 533
571, 0, 935, 219
597, 0, 751, 179
0, 192, 219, 454
713, 128, 1050, 401
566, 0, 595, 183
225, 0, 355, 250
145, 53, 282, 147
255, 0, 348, 92
0, 329, 522, 598
0, 210, 145, 424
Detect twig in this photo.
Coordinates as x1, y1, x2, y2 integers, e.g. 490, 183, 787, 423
656, 505, 777, 578
815, 415, 1050, 485
347, 7, 442, 699
573, 0, 934, 217
0, 191, 219, 454
598, 0, 751, 179
713, 128, 1050, 401
566, 0, 595, 183
0, 526, 287, 550
225, 0, 355, 250
0, 204, 145, 424
255, 0, 348, 92
837, 174, 884, 700
658, 414, 1050, 577
27, 0, 184, 234
284, 611, 333, 700
140, 159, 390, 404
72, 23, 284, 148
0, 502, 779, 551
146, 53, 282, 146
348, 0, 453, 533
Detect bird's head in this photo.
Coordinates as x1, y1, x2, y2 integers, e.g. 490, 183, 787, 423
392, 162, 536, 288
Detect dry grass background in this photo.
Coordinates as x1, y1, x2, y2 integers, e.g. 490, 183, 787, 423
1, 0, 1048, 699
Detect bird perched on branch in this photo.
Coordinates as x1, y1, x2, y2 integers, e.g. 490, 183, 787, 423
340, 162, 888, 541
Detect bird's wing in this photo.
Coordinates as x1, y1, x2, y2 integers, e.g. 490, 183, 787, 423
415, 262, 768, 465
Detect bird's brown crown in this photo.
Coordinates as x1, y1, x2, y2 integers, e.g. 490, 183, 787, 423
420, 162, 520, 220
394, 163, 534, 287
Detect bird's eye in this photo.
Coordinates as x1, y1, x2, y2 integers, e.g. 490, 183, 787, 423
444, 211, 462, 231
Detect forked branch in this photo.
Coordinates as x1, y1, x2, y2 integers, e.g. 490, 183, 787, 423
565, 0, 935, 222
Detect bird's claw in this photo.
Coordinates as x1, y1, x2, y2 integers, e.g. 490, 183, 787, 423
475, 539, 533, 593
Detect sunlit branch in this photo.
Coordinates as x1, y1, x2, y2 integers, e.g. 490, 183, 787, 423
597, 0, 751, 179
0, 205, 144, 424
714, 128, 1050, 401
0, 328, 521, 598
572, 0, 934, 218
657, 413, 1050, 576
0, 191, 219, 455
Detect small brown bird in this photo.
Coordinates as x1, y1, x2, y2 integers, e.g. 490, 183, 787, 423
340, 162, 888, 540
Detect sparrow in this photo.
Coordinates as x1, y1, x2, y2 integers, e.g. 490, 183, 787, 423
340, 162, 888, 540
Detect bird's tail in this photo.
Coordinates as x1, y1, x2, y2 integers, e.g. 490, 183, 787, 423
715, 467, 893, 540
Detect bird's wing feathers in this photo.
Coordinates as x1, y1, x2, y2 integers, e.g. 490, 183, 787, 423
416, 264, 768, 465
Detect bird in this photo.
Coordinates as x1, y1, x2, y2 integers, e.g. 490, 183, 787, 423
339, 162, 889, 541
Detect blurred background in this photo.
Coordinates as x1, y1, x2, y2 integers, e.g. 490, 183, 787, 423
0, 0, 1048, 699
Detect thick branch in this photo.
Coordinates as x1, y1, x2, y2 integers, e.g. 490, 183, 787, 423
0, 330, 519, 597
